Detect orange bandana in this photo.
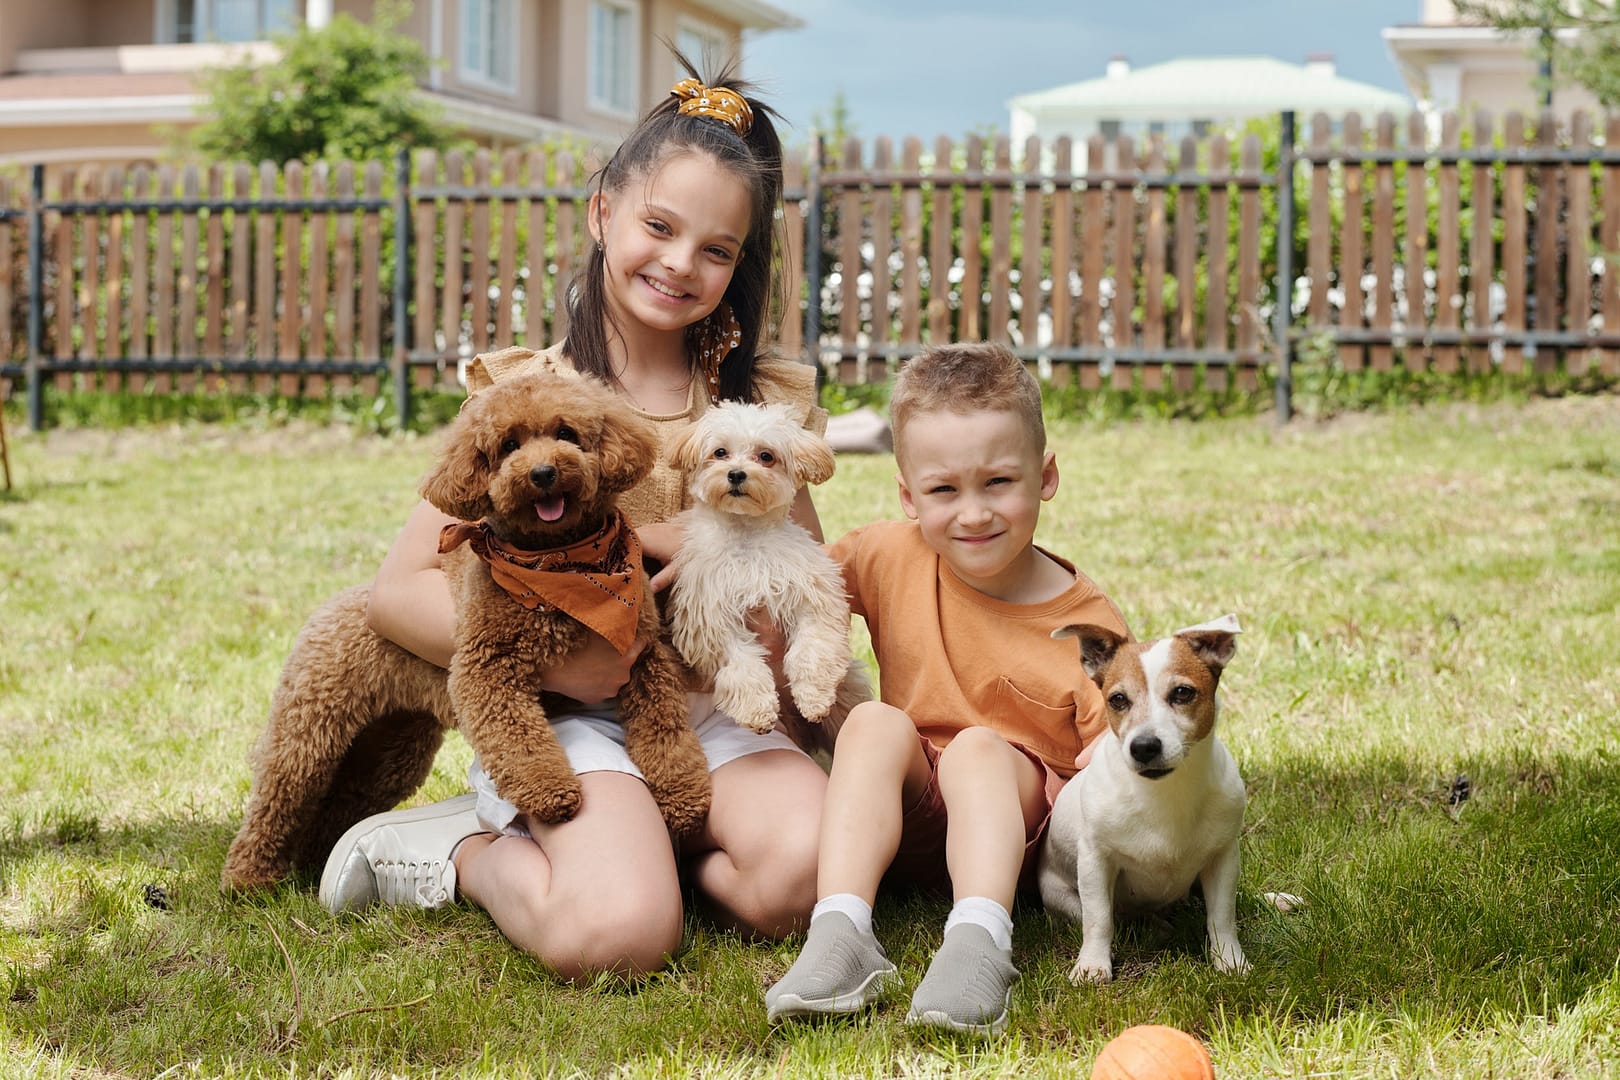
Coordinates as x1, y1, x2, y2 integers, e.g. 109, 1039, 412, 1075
438, 512, 645, 655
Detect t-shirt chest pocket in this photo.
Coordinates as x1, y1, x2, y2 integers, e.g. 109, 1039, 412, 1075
992, 675, 1079, 759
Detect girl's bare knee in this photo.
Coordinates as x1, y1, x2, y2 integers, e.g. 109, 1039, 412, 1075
546, 890, 684, 980
743, 817, 818, 936
485, 844, 683, 980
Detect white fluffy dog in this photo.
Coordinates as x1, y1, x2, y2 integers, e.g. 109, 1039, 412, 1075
663, 402, 853, 736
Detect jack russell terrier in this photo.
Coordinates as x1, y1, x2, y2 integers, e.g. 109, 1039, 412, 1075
1038, 615, 1250, 983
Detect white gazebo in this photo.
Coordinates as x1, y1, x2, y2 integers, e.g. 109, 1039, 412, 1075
1009, 54, 1412, 168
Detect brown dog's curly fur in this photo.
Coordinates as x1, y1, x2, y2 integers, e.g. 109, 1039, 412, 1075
221, 371, 711, 893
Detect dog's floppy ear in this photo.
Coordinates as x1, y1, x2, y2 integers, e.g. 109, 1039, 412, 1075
598, 407, 659, 493
418, 406, 495, 521
1052, 623, 1127, 686
1173, 614, 1242, 675
786, 425, 836, 487
662, 417, 709, 474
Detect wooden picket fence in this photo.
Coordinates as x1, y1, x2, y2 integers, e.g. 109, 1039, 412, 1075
807, 130, 1271, 394
1298, 109, 1620, 378
0, 159, 396, 407
3, 108, 1618, 430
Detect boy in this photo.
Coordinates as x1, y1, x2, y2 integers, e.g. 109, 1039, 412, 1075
765, 343, 1130, 1035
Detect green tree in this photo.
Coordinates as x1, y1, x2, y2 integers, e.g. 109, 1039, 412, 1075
190, 2, 448, 163
809, 90, 858, 164
1454, 0, 1620, 107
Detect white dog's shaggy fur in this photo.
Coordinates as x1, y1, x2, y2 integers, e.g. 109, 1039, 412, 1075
663, 402, 855, 738
1039, 615, 1250, 984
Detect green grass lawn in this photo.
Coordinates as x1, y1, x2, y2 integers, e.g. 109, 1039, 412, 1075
2, 395, 1618, 1078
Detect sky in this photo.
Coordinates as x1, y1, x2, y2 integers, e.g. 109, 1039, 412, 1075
742, 0, 1420, 143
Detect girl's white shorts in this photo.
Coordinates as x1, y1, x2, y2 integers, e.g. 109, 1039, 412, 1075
468, 691, 805, 837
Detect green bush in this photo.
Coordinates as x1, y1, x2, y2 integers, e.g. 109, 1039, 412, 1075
189, 2, 449, 164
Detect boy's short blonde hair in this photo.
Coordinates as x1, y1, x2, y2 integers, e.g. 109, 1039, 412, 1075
890, 343, 1045, 460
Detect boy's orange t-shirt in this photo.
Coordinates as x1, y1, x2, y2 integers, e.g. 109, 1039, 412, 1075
829, 519, 1131, 778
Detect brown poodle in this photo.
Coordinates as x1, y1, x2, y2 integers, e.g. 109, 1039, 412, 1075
221, 370, 711, 893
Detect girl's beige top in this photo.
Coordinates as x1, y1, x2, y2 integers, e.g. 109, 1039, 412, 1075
465, 343, 828, 528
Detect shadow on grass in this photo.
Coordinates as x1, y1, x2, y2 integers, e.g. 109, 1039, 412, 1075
1008, 748, 1620, 1047
6, 749, 1619, 1072
0, 810, 254, 916
0, 471, 135, 514
0, 480, 25, 523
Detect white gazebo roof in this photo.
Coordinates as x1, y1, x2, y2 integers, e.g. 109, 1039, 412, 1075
1009, 56, 1411, 122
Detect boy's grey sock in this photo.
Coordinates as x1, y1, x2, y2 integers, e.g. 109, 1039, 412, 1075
905, 923, 1019, 1036
765, 912, 897, 1022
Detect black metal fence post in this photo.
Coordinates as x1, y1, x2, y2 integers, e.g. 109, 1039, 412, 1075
25, 164, 44, 431
802, 134, 824, 385
1274, 110, 1296, 423
392, 148, 413, 427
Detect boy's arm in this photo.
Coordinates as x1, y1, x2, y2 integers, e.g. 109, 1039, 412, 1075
824, 525, 871, 620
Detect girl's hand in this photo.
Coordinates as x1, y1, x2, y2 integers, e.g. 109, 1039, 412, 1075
641, 521, 686, 593
540, 633, 647, 705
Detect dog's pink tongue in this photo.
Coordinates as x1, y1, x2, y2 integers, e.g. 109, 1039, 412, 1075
535, 496, 566, 522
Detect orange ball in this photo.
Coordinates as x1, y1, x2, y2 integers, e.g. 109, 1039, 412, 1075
1090, 1025, 1215, 1080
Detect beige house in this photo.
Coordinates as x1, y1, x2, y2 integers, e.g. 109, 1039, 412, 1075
1383, 0, 1599, 119
0, 0, 801, 165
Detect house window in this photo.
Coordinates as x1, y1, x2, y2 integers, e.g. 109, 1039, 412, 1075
1099, 119, 1122, 141
461, 0, 517, 91
590, 0, 639, 116
172, 0, 296, 43
675, 18, 728, 78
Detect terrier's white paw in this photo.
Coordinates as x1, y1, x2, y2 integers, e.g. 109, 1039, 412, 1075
1068, 954, 1113, 984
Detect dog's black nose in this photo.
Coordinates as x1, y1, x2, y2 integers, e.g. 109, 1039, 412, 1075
1129, 735, 1162, 764
727, 469, 747, 486
531, 464, 557, 488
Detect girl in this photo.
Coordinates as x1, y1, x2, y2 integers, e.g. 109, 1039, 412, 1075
318, 58, 830, 980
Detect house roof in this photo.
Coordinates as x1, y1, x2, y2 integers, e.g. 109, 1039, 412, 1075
0, 71, 197, 125
1009, 56, 1411, 121
693, 0, 802, 31
0, 71, 195, 102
